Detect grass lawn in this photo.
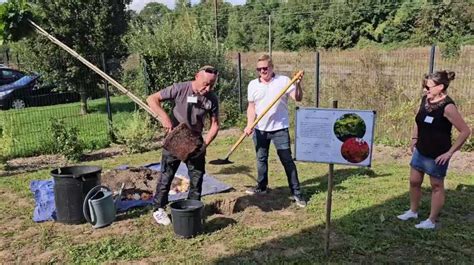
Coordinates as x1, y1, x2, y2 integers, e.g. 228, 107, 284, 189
0, 95, 137, 157
0, 131, 473, 263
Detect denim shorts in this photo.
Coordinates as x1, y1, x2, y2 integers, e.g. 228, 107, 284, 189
410, 148, 449, 179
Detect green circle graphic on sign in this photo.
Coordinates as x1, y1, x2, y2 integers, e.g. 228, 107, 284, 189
334, 113, 366, 142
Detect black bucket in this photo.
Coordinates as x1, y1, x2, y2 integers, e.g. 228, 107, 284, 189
170, 199, 204, 238
50, 166, 101, 224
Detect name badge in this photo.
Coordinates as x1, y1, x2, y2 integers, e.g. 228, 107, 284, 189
187, 96, 198, 103
424, 116, 434, 124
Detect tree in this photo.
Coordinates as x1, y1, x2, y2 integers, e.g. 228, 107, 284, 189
273, 0, 319, 50
414, 1, 473, 57
138, 2, 170, 23
11, 0, 131, 114
380, 1, 423, 44
125, 7, 237, 104
225, 7, 253, 51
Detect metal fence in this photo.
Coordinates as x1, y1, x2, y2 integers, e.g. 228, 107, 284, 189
235, 46, 473, 146
1, 45, 472, 158
0, 52, 127, 158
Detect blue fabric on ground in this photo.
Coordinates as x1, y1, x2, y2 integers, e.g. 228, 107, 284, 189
30, 179, 56, 222
30, 162, 232, 220
116, 162, 232, 212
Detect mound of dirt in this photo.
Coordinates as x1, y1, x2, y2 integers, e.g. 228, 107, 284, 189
101, 167, 190, 200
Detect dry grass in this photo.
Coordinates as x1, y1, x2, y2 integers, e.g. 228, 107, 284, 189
231, 46, 473, 146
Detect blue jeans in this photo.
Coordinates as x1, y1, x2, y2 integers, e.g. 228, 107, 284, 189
253, 128, 302, 196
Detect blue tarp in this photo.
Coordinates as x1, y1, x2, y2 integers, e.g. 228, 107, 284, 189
30, 179, 56, 222
31, 162, 232, 222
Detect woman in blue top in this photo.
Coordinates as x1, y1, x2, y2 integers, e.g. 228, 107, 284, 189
397, 70, 471, 229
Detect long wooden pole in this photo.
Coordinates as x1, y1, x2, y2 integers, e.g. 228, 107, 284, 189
324, 100, 338, 256
221, 71, 303, 161
27, 19, 160, 121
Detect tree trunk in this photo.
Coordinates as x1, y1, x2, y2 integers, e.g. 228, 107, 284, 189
80, 91, 88, 115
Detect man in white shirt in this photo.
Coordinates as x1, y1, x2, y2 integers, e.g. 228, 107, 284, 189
244, 54, 306, 207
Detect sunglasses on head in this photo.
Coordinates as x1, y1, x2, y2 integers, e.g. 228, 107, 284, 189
200, 67, 218, 75
256, 67, 269, 72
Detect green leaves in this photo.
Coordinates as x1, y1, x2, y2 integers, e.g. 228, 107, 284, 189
48, 118, 84, 161
0, 0, 36, 44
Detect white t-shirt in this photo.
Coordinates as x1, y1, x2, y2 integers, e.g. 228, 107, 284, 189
247, 74, 295, 132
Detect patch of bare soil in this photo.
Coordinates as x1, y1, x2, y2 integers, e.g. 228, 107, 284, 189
101, 167, 189, 200
373, 145, 474, 174
3, 154, 67, 176
215, 127, 242, 137
0, 146, 125, 177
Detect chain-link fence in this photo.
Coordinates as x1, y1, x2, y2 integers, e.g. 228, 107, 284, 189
236, 46, 473, 147
0, 51, 137, 158
1, 45, 472, 159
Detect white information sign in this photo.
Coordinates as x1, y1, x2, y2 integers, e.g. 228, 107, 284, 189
295, 107, 376, 166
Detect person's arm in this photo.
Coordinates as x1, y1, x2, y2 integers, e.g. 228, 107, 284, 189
244, 102, 256, 135
410, 103, 422, 153
204, 115, 219, 146
146, 92, 173, 134
289, 72, 304, 102
410, 123, 418, 153
435, 104, 471, 165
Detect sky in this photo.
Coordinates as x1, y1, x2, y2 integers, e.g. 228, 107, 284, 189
129, 0, 246, 11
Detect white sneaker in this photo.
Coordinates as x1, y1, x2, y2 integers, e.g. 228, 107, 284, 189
153, 208, 171, 226
415, 219, 436, 229
397, 210, 418, 221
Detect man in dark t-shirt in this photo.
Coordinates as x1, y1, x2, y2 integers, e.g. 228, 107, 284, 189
146, 65, 220, 225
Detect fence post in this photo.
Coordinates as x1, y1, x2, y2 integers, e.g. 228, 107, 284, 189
429, 45, 436, 74
315, 52, 320, 107
238, 52, 243, 113
101, 53, 115, 142
268, 14, 272, 57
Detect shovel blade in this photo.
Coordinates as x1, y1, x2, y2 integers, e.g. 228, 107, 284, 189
209, 158, 233, 165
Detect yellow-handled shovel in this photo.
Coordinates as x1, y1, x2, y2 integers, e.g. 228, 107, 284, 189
209, 70, 303, 165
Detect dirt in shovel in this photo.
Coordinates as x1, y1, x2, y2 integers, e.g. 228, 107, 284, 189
101, 167, 190, 201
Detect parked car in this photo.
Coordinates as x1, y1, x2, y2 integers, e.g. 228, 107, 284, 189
0, 74, 80, 110
0, 67, 26, 85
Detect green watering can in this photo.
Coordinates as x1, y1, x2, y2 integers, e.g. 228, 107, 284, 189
83, 185, 122, 229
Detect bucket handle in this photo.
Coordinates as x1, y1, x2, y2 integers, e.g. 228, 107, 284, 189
73, 174, 95, 182
83, 185, 112, 225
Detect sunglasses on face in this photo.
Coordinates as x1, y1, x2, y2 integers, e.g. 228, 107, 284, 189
424, 83, 439, 90
256, 67, 269, 72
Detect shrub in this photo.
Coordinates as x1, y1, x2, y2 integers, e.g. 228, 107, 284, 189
116, 111, 156, 154
0, 116, 14, 163
49, 119, 84, 161
125, 9, 236, 98
219, 100, 246, 129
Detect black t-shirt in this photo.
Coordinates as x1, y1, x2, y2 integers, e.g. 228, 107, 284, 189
159, 81, 219, 133
415, 95, 454, 158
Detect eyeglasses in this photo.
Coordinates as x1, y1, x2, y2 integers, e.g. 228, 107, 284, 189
256, 67, 269, 72
424, 83, 439, 90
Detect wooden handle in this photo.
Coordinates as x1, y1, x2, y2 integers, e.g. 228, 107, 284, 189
249, 71, 303, 129
27, 19, 160, 121
223, 71, 303, 159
